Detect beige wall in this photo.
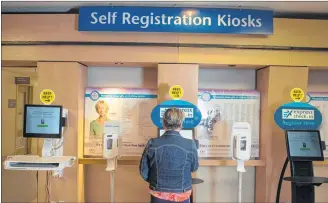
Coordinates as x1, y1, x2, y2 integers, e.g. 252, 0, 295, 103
308, 70, 328, 92
34, 62, 87, 203
1, 67, 38, 202
3, 15, 328, 48
3, 15, 328, 68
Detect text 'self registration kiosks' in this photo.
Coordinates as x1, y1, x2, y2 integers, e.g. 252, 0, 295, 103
150, 85, 203, 203
274, 88, 328, 203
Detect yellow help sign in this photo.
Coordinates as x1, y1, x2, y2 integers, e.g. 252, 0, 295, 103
290, 88, 304, 102
40, 89, 55, 105
169, 85, 184, 100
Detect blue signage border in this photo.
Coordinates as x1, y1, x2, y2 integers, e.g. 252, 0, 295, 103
79, 7, 273, 35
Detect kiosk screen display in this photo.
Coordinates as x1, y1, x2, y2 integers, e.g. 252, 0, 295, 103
159, 129, 193, 140
24, 104, 62, 138
286, 130, 324, 161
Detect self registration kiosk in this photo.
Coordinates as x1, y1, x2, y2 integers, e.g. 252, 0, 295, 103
4, 104, 75, 174
276, 130, 328, 203
281, 130, 328, 203
274, 89, 328, 203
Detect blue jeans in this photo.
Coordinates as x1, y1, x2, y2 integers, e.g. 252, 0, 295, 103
150, 195, 190, 203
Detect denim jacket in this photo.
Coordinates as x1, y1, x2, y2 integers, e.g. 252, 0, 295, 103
139, 130, 199, 193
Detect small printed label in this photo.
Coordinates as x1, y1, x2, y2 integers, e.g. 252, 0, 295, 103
290, 88, 304, 102
169, 85, 184, 100
160, 107, 194, 118
40, 89, 55, 105
282, 109, 314, 120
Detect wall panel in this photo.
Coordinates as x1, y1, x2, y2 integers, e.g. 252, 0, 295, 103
197, 68, 256, 202
308, 70, 328, 202
86, 67, 157, 202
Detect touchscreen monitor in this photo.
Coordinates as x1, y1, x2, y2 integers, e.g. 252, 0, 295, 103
24, 104, 63, 138
286, 130, 324, 161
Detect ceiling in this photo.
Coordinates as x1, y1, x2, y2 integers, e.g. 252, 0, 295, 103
1, 1, 328, 17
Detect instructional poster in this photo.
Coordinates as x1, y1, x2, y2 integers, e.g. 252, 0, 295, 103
197, 89, 260, 158
84, 88, 157, 157
307, 92, 328, 157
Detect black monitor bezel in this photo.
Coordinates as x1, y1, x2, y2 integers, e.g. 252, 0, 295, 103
23, 104, 63, 139
285, 130, 324, 161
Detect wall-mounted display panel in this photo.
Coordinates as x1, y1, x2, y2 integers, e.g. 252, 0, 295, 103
197, 89, 260, 158
84, 88, 157, 157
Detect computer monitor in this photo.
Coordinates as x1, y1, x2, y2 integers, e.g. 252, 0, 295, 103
158, 129, 194, 140
286, 130, 324, 161
23, 104, 63, 138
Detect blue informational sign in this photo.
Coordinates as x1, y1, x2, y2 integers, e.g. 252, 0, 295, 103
274, 102, 322, 130
151, 100, 202, 129
79, 7, 273, 35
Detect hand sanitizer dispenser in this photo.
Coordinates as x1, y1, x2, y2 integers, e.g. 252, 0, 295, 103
231, 122, 252, 172
103, 121, 121, 203
230, 122, 251, 203
103, 133, 119, 171
103, 121, 121, 171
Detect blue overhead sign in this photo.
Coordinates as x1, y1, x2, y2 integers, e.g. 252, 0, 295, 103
274, 102, 322, 131
78, 7, 273, 35
151, 100, 202, 129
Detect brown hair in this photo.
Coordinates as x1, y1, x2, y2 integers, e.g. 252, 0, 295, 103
162, 108, 185, 130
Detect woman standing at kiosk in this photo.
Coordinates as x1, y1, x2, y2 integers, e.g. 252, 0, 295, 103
139, 108, 199, 203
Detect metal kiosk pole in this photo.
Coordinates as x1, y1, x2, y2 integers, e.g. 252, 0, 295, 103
190, 178, 204, 203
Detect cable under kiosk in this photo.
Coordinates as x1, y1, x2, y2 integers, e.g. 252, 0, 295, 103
275, 88, 328, 203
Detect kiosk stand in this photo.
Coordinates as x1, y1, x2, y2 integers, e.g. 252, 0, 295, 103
276, 130, 328, 203
4, 104, 75, 172
274, 88, 328, 203
3, 104, 76, 203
